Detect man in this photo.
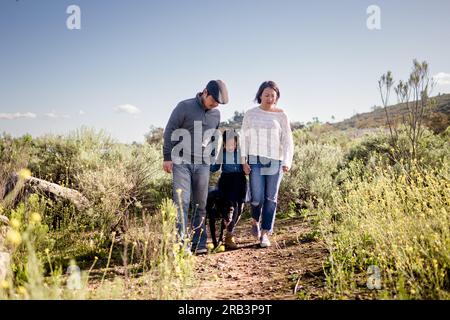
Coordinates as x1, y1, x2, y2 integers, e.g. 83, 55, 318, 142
163, 80, 229, 254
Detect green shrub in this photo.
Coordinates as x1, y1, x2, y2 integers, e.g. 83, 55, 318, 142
0, 134, 34, 198
28, 128, 116, 187
320, 163, 450, 299
75, 142, 170, 233
279, 142, 343, 213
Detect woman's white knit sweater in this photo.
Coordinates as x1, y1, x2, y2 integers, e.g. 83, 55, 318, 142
240, 106, 294, 168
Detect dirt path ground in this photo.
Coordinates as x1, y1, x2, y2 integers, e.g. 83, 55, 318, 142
189, 216, 329, 300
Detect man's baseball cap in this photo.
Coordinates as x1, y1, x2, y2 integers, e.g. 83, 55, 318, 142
206, 80, 229, 104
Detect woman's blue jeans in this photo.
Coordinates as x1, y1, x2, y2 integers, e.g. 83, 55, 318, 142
249, 156, 283, 234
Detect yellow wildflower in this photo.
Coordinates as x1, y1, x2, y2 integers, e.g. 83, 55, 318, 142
18, 168, 32, 179
29, 212, 41, 225
10, 218, 21, 230
1, 280, 9, 290
432, 259, 439, 268
17, 286, 27, 295
6, 229, 22, 246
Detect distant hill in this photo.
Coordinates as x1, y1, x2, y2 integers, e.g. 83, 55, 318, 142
332, 93, 450, 133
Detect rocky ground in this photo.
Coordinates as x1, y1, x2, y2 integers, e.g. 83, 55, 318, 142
188, 216, 329, 300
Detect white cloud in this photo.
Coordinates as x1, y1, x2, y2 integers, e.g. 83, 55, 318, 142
114, 104, 141, 115
79, 110, 85, 115
44, 111, 70, 119
434, 72, 450, 85
45, 112, 58, 119
0, 112, 37, 120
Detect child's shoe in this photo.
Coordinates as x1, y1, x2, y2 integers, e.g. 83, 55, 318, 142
225, 233, 238, 250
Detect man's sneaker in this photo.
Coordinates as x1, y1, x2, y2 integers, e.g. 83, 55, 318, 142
225, 233, 238, 250
251, 221, 261, 239
193, 247, 208, 255
260, 232, 271, 248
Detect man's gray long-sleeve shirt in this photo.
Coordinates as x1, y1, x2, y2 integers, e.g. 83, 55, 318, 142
163, 93, 220, 163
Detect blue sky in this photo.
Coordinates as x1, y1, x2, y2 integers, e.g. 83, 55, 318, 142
1, 0, 450, 143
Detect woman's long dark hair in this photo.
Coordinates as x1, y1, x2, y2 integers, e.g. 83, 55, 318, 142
254, 81, 280, 104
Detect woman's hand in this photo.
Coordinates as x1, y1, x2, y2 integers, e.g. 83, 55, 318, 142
282, 165, 290, 173
163, 161, 173, 173
243, 163, 251, 175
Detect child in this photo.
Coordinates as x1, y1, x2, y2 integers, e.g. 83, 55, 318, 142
210, 129, 247, 249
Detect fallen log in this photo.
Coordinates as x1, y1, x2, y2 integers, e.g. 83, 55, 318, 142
0, 215, 8, 226
0, 215, 11, 282
0, 251, 10, 282
3, 173, 90, 211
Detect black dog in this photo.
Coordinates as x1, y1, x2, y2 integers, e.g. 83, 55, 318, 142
206, 189, 235, 249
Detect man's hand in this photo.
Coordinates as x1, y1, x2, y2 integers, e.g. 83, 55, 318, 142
282, 165, 290, 173
163, 161, 173, 173
243, 163, 251, 175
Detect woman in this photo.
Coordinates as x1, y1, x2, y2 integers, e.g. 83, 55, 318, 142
240, 81, 294, 247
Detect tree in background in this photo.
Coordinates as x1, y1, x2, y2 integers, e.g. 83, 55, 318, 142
378, 59, 436, 165
219, 111, 245, 130
145, 126, 164, 145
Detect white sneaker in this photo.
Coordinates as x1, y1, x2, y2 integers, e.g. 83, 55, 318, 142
260, 232, 271, 248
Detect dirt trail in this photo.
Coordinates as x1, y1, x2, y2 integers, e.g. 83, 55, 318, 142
189, 217, 328, 300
